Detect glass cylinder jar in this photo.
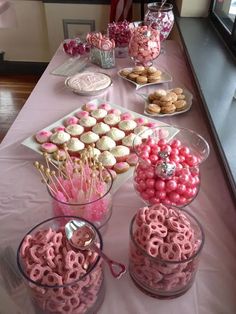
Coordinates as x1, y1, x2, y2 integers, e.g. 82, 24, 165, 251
17, 216, 105, 314
144, 2, 174, 42
133, 125, 209, 207
128, 25, 161, 67
129, 205, 205, 299
107, 20, 131, 58
47, 168, 113, 230
90, 46, 115, 69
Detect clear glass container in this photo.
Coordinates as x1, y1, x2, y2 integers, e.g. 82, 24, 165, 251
128, 25, 161, 67
90, 47, 115, 69
129, 206, 205, 299
48, 168, 113, 230
144, 2, 174, 42
17, 216, 105, 314
133, 125, 210, 207
107, 21, 131, 58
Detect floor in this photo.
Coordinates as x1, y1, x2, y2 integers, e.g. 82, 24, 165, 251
0, 75, 40, 143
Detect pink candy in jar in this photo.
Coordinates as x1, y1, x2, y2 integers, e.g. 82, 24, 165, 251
129, 203, 204, 298
17, 216, 105, 314
133, 126, 209, 207
128, 25, 161, 67
144, 2, 174, 42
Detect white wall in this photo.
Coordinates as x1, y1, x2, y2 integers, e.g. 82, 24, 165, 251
0, 0, 50, 61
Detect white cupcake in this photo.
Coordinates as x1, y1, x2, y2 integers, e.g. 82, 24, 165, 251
79, 116, 97, 130
50, 131, 70, 145
122, 133, 142, 150
92, 122, 110, 135
80, 131, 99, 144
106, 127, 125, 142
110, 145, 130, 162
90, 109, 107, 121
96, 136, 116, 151
65, 124, 84, 137
66, 138, 85, 153
98, 151, 116, 168
118, 120, 137, 134
104, 113, 121, 126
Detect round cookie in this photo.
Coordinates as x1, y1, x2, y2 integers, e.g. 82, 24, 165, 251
35, 130, 52, 144
136, 76, 148, 85
126, 153, 139, 166
173, 100, 187, 111
132, 66, 145, 74
172, 87, 183, 95
128, 73, 139, 81
120, 69, 132, 77
40, 143, 58, 153
161, 104, 176, 114
113, 162, 130, 174
147, 103, 161, 114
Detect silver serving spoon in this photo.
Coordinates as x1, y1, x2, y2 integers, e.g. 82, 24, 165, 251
65, 219, 126, 279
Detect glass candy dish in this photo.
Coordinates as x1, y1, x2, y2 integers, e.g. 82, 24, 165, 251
133, 125, 210, 207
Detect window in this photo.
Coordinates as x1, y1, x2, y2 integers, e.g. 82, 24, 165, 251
210, 0, 236, 54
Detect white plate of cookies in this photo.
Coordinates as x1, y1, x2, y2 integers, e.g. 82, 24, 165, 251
118, 65, 172, 90
140, 87, 193, 117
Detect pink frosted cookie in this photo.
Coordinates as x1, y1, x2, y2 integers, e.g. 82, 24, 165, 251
106, 127, 125, 143
82, 103, 97, 112
80, 131, 99, 145
96, 136, 116, 151
122, 133, 142, 150
64, 116, 79, 126
91, 109, 107, 122
110, 145, 130, 162
108, 108, 121, 115
92, 122, 110, 135
98, 103, 111, 111
40, 142, 58, 153
75, 110, 89, 119
104, 113, 121, 127
118, 120, 137, 134
113, 162, 130, 174
120, 112, 134, 121
35, 130, 52, 144
98, 151, 116, 168
65, 124, 84, 137
53, 125, 65, 132
79, 116, 97, 131
50, 131, 71, 145
126, 153, 139, 166
134, 117, 148, 126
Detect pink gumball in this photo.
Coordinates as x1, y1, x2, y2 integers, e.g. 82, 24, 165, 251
158, 139, 167, 146
168, 192, 180, 203
171, 139, 181, 148
166, 180, 177, 191
184, 187, 194, 198
146, 170, 155, 179
138, 180, 147, 191
156, 190, 166, 200
181, 168, 191, 176
139, 144, 151, 153
178, 196, 187, 205
146, 138, 156, 147
176, 184, 186, 195
170, 148, 179, 155
146, 189, 155, 198
186, 176, 196, 188
149, 154, 158, 164
139, 151, 150, 160
178, 174, 189, 184
185, 155, 198, 167
146, 178, 155, 188
155, 180, 166, 191
150, 197, 160, 204
141, 192, 150, 200
179, 146, 190, 156
138, 171, 147, 180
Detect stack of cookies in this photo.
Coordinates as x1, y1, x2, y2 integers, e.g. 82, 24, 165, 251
119, 66, 162, 85
146, 87, 187, 115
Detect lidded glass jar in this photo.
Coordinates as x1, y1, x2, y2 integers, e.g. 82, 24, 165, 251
17, 216, 105, 314
129, 204, 205, 299
128, 25, 161, 67
133, 126, 209, 207
144, 2, 174, 42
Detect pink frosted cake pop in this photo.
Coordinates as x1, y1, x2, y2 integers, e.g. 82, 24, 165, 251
40, 142, 58, 153
35, 130, 52, 144
75, 110, 89, 119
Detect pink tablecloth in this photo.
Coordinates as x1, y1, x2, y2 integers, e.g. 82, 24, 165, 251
0, 41, 236, 314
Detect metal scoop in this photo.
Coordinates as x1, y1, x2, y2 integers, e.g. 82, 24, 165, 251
65, 219, 126, 279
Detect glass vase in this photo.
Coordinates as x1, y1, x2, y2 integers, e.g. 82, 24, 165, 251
17, 216, 105, 314
90, 47, 115, 69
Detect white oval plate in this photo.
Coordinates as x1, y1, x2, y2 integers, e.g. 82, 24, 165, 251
65, 72, 112, 96
118, 67, 172, 90
139, 88, 193, 117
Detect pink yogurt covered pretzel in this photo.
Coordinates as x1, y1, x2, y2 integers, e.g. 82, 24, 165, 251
130, 204, 202, 295
20, 227, 103, 314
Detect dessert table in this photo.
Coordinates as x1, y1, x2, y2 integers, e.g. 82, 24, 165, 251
0, 40, 236, 314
